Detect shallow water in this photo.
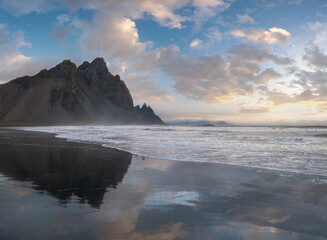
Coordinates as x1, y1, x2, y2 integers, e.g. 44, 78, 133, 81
20, 125, 327, 177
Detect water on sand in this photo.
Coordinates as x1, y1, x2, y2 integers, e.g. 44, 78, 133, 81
0, 129, 327, 239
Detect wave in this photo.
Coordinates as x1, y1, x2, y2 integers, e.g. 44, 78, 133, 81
18, 125, 327, 178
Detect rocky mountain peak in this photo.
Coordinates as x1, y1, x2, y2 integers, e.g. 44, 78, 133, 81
0, 57, 165, 125
55, 60, 77, 70
51, 60, 78, 81
135, 103, 164, 125
141, 103, 149, 109
78, 57, 134, 111
90, 57, 108, 70
78, 58, 109, 86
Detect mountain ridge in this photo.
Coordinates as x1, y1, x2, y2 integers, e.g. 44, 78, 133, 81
0, 58, 164, 125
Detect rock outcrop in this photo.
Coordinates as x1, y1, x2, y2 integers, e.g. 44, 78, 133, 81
134, 103, 165, 125
0, 58, 165, 125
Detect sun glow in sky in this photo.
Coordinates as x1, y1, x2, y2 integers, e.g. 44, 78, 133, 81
0, 0, 327, 124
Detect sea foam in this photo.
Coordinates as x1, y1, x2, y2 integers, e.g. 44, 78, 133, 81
19, 125, 327, 178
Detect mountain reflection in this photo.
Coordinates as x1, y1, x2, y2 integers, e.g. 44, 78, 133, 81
0, 132, 132, 208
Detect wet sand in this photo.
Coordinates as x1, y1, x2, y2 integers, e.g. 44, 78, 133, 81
0, 128, 326, 240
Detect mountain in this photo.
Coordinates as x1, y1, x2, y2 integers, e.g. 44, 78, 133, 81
134, 103, 165, 125
0, 58, 164, 125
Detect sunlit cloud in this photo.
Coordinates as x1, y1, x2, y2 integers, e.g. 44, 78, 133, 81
124, 73, 175, 103
0, 23, 54, 82
231, 27, 291, 45
78, 15, 148, 58
190, 39, 204, 50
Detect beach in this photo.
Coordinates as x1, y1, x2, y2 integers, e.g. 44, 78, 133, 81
0, 128, 327, 240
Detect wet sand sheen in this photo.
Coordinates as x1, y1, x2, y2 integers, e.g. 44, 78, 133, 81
0, 129, 326, 240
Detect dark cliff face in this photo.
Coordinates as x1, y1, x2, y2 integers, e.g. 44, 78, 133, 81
0, 58, 165, 125
134, 103, 165, 125
78, 57, 134, 111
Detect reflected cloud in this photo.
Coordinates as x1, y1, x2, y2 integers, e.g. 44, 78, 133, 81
1, 130, 327, 240
145, 191, 199, 206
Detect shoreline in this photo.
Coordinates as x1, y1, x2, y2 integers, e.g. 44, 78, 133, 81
10, 126, 327, 181
0, 128, 327, 239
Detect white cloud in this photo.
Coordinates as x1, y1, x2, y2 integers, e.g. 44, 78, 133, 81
159, 48, 288, 103
231, 27, 291, 45
0, 23, 54, 83
190, 39, 204, 50
229, 44, 293, 65
205, 27, 222, 47
138, 0, 188, 29
192, 0, 232, 23
133, 45, 180, 72
307, 22, 327, 45
0, 52, 53, 82
258, 44, 327, 106
303, 45, 327, 69
236, 14, 255, 24
0, 23, 10, 46
240, 107, 270, 113
56, 14, 71, 25
78, 14, 148, 58
124, 73, 175, 102
12, 31, 31, 48
0, 0, 57, 15
130, 42, 293, 104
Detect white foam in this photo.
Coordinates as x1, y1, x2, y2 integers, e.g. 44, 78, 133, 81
18, 125, 327, 178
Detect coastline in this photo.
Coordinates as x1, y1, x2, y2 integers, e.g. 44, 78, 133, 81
0, 128, 327, 240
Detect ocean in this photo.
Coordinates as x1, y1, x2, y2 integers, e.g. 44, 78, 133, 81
19, 125, 327, 178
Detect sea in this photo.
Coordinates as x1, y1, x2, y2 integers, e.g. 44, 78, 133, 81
19, 125, 327, 179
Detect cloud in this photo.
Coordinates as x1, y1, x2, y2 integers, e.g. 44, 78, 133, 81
0, 0, 57, 15
264, 44, 327, 106
262, 66, 327, 106
2, 0, 232, 62
192, 0, 232, 24
51, 26, 76, 42
189, 28, 223, 50
0, 23, 54, 83
78, 14, 148, 58
131, 43, 292, 104
236, 14, 255, 24
240, 107, 270, 113
133, 45, 180, 72
190, 39, 204, 50
138, 0, 188, 29
229, 44, 293, 65
0, 52, 55, 83
159, 50, 286, 103
205, 27, 222, 47
66, 0, 232, 59
0, 23, 10, 47
303, 44, 327, 69
56, 14, 71, 25
0, 24, 31, 49
231, 27, 291, 45
12, 31, 31, 48
124, 73, 175, 103
307, 22, 327, 45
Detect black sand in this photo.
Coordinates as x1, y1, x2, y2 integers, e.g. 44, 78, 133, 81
0, 128, 326, 240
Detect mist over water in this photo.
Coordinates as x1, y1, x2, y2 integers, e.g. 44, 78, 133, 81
20, 125, 327, 177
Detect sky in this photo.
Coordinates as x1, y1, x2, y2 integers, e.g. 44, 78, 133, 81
0, 0, 327, 124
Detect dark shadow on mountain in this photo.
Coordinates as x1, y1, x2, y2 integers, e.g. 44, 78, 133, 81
0, 129, 132, 208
